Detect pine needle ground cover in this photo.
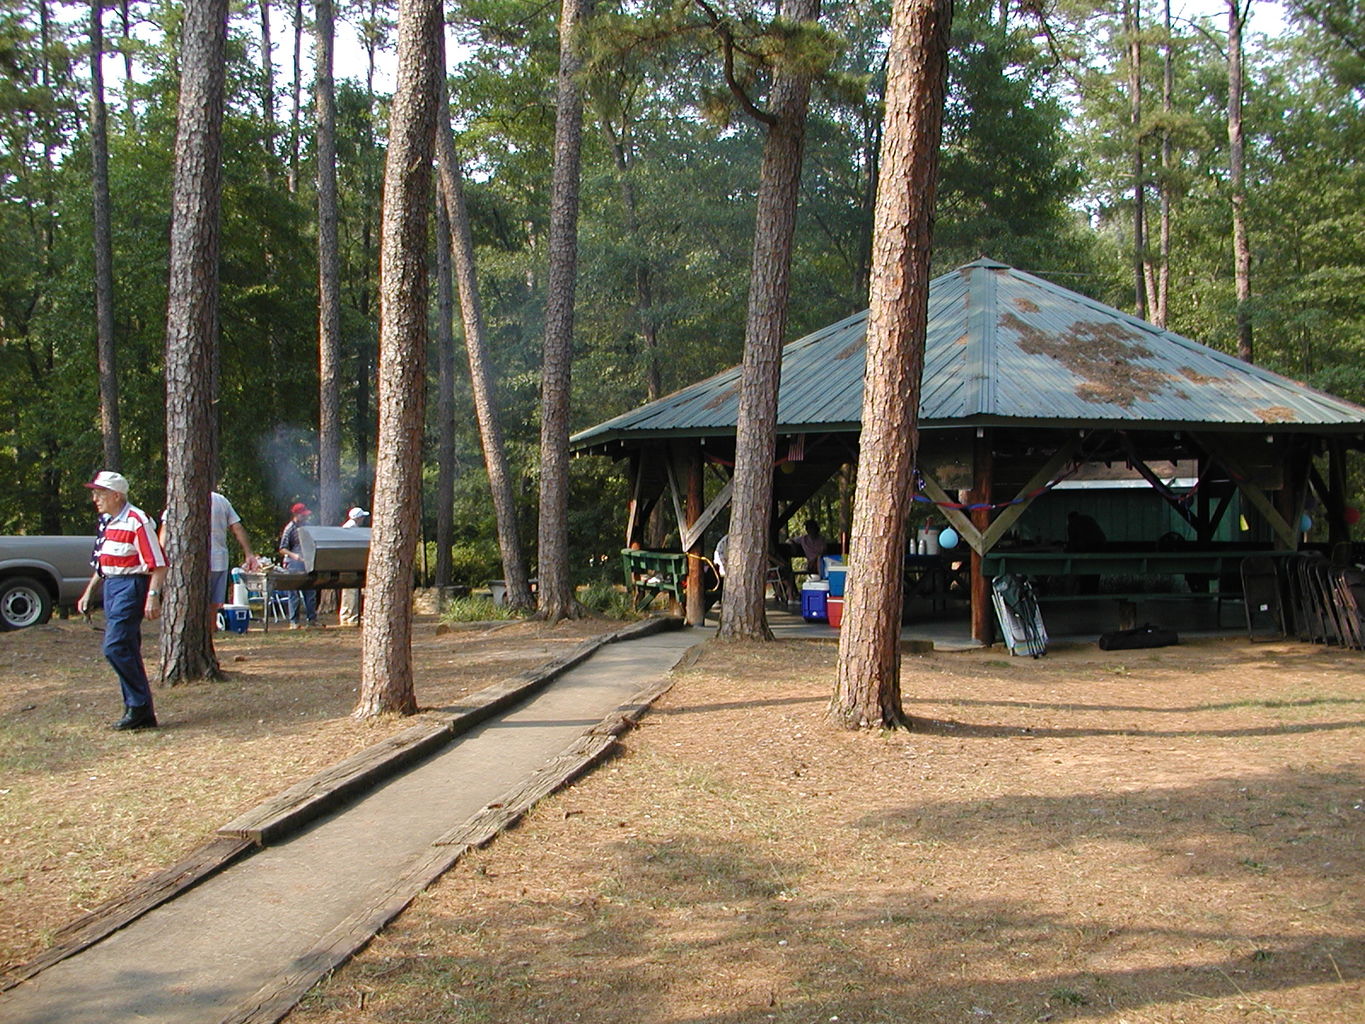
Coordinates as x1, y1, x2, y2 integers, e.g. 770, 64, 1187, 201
0, 616, 607, 969
288, 637, 1364, 1024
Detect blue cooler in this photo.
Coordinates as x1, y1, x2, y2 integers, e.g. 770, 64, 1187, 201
826, 564, 848, 597
218, 605, 250, 634
800, 580, 829, 622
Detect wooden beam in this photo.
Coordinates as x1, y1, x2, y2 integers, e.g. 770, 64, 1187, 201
1194, 433, 1299, 549
1120, 434, 1198, 529
970, 431, 994, 646
979, 436, 1083, 551
918, 474, 982, 554
684, 446, 705, 625
679, 477, 733, 552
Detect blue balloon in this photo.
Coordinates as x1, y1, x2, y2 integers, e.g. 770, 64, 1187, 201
939, 527, 959, 549
1299, 513, 1313, 533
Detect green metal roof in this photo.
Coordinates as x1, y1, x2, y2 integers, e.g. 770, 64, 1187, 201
572, 259, 1365, 453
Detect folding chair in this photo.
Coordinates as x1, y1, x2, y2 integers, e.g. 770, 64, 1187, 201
1240, 556, 1286, 642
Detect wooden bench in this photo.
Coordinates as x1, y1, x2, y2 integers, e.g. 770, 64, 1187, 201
621, 549, 690, 611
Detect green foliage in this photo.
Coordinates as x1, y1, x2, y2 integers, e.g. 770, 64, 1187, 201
439, 595, 521, 623
575, 577, 638, 619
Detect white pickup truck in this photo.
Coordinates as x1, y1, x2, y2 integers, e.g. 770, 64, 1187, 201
0, 536, 97, 630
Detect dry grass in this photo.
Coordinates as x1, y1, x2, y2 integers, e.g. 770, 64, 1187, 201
0, 613, 607, 969
284, 636, 1365, 1024
4, 620, 1363, 1023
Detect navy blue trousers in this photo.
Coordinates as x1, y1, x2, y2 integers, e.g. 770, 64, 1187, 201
102, 575, 153, 709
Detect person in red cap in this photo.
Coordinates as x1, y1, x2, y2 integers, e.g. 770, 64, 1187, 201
278, 502, 317, 627
76, 471, 168, 730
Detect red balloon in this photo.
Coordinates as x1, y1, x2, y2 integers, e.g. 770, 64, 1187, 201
1345, 506, 1361, 526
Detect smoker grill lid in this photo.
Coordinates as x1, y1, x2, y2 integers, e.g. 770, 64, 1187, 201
298, 526, 371, 573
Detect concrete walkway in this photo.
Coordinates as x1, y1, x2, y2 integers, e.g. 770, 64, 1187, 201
0, 627, 701, 1024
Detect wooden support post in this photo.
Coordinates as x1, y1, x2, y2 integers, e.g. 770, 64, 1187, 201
684, 444, 705, 626
624, 450, 644, 548
970, 431, 994, 645
1327, 441, 1348, 548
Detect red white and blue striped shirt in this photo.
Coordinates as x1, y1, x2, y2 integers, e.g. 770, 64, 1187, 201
94, 503, 168, 577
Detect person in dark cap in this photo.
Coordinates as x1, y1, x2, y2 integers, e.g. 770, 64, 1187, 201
76, 471, 168, 730
278, 502, 317, 627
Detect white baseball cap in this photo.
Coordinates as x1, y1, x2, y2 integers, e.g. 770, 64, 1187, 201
348, 507, 369, 520
84, 470, 129, 495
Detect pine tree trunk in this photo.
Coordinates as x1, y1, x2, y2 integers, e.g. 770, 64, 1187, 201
536, 0, 590, 622
715, 0, 821, 642
259, 0, 276, 159
355, 0, 442, 719
91, 0, 121, 471
434, 186, 456, 590
600, 115, 662, 399
1125, 0, 1147, 319
161, 0, 228, 686
118, 0, 136, 126
1228, 0, 1253, 362
1155, 0, 1173, 328
287, 0, 303, 193
435, 100, 535, 609
316, 0, 343, 524
831, 0, 953, 730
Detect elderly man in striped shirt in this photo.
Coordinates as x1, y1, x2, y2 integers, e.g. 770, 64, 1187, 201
77, 471, 169, 731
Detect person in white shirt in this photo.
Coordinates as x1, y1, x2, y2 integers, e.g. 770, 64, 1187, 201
339, 506, 368, 625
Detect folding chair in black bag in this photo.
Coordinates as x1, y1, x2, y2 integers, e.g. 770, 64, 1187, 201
1240, 555, 1286, 642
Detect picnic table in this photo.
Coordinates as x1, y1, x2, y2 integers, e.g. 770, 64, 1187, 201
979, 549, 1293, 628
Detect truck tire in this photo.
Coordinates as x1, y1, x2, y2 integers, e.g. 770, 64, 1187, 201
0, 576, 53, 630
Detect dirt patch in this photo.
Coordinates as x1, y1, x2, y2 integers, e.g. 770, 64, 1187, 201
0, 613, 607, 970
283, 636, 1365, 1024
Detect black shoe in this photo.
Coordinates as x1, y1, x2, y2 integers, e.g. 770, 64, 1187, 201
112, 705, 158, 731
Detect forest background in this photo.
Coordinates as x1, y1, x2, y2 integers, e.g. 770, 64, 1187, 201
2, 0, 1362, 586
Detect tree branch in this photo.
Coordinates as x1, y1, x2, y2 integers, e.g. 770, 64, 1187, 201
693, 0, 776, 126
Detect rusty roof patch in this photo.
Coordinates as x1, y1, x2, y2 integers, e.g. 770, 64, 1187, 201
1004, 313, 1166, 407
702, 380, 740, 411
1255, 405, 1298, 423
1179, 366, 1222, 386
835, 336, 863, 361
1014, 297, 1040, 313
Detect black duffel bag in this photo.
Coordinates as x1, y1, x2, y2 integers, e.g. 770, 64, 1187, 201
1097, 623, 1179, 650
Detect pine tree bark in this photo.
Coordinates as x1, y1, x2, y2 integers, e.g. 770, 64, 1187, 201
434, 184, 456, 590
259, 0, 276, 159
91, 0, 121, 471
435, 96, 535, 609
161, 0, 228, 685
355, 0, 442, 718
1125, 0, 1147, 319
316, 0, 343, 524
536, 0, 590, 622
1228, 0, 1253, 362
599, 113, 661, 400
831, 0, 953, 730
1155, 0, 1173, 328
287, 0, 303, 193
715, 0, 821, 642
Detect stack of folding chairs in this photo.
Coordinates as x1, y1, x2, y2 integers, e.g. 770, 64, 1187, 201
1274, 551, 1365, 650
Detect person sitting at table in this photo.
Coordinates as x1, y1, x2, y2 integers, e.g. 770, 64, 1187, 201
1066, 510, 1106, 552
796, 520, 828, 575
1066, 510, 1106, 594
